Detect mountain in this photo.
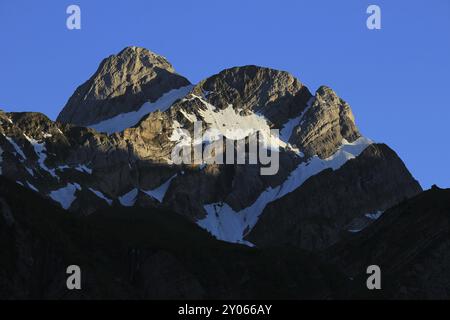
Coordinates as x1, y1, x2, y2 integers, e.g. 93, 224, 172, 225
246, 143, 421, 250
1, 46, 421, 253
0, 175, 448, 299
326, 186, 450, 299
57, 47, 191, 126
0, 176, 347, 299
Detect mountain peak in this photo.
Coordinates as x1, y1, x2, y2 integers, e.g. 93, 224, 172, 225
114, 46, 176, 73
57, 47, 190, 126
196, 65, 313, 127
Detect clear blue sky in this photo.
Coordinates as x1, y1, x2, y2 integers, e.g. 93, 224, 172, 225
0, 0, 449, 189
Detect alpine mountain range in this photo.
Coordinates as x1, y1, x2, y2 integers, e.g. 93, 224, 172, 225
1, 47, 449, 299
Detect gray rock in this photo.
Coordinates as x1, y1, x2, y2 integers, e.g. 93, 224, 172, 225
196, 65, 312, 127
290, 86, 361, 159
246, 144, 422, 250
0, 50, 423, 250
57, 47, 191, 126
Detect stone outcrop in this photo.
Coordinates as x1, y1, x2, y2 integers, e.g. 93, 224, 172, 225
1, 47, 422, 250
290, 86, 361, 159
327, 186, 450, 299
195, 65, 313, 127
57, 47, 191, 126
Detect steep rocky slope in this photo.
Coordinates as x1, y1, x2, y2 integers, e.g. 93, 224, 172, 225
196, 65, 312, 127
289, 85, 361, 158
57, 47, 191, 126
1, 176, 448, 299
0, 46, 422, 250
0, 176, 347, 299
246, 143, 422, 250
326, 186, 450, 299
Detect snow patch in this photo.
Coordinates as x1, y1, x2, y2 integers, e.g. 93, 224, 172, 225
170, 94, 304, 156
3, 117, 13, 124
25, 167, 34, 176
198, 203, 255, 246
89, 86, 193, 134
142, 175, 176, 203
279, 97, 314, 142
169, 120, 192, 146
5, 136, 26, 160
180, 108, 197, 122
365, 211, 383, 220
75, 164, 93, 174
49, 183, 81, 210
24, 134, 58, 179
347, 210, 384, 234
196, 96, 285, 150
279, 117, 301, 143
26, 181, 39, 192
89, 188, 113, 205
119, 188, 138, 207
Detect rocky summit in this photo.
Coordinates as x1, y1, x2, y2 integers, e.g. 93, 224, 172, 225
1, 46, 422, 244
57, 46, 191, 126
2, 46, 445, 300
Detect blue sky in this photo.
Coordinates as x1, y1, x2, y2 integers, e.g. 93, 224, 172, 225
0, 0, 449, 188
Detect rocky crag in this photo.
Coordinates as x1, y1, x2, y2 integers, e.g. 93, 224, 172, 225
0, 47, 422, 250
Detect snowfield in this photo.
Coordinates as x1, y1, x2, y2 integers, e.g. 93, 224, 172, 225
172, 94, 301, 153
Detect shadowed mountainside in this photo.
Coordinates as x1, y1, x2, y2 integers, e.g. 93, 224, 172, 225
0, 176, 348, 299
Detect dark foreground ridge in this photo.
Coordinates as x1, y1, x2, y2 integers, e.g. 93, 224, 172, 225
1, 175, 449, 299
0, 176, 347, 299
0, 46, 441, 300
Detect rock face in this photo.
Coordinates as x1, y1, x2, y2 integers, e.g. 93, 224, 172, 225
327, 186, 450, 299
1, 46, 422, 251
197, 65, 313, 127
290, 86, 361, 158
57, 47, 191, 126
246, 144, 422, 250
4, 46, 445, 299
0, 177, 347, 299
